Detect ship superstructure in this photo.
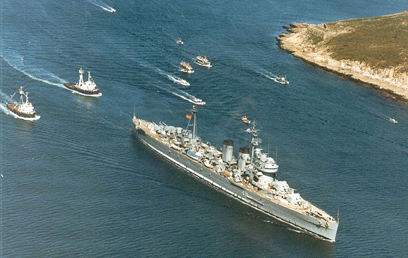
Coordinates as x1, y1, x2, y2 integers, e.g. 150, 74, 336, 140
64, 68, 101, 97
194, 55, 212, 68
132, 105, 338, 242
6, 87, 38, 119
179, 61, 194, 74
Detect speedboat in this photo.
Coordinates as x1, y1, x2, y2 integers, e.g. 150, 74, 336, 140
177, 78, 190, 86
179, 61, 194, 74
389, 117, 398, 124
272, 76, 289, 85
108, 8, 116, 13
194, 55, 212, 68
241, 115, 251, 124
64, 68, 101, 97
177, 38, 184, 45
193, 98, 206, 106
6, 87, 39, 120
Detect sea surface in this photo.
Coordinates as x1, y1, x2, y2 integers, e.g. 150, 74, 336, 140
1, 0, 407, 257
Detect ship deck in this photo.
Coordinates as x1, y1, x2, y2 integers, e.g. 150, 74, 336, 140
134, 118, 335, 223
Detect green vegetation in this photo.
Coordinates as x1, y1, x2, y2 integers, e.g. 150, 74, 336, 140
325, 11, 408, 72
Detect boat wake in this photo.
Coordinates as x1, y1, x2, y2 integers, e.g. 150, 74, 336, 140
167, 75, 190, 86
254, 68, 290, 85
68, 90, 103, 98
253, 68, 278, 81
149, 82, 202, 105
0, 91, 14, 103
0, 49, 65, 88
88, 0, 116, 13
0, 103, 40, 121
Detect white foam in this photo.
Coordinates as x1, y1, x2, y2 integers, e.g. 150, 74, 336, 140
0, 49, 65, 88
88, 0, 115, 12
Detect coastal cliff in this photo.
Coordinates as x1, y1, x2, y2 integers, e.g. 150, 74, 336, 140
277, 11, 408, 101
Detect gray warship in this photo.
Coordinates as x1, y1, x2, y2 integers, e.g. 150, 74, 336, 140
132, 105, 339, 242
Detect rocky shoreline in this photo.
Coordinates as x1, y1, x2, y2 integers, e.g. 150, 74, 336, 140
276, 17, 408, 102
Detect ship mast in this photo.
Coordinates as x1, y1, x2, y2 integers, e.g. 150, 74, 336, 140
247, 121, 261, 164
78, 68, 85, 86
192, 105, 198, 139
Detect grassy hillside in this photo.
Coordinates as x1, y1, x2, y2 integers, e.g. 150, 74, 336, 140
325, 11, 408, 72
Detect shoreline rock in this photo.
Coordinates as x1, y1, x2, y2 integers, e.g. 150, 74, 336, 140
276, 13, 408, 102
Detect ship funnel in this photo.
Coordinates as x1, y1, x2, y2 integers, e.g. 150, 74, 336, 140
222, 140, 234, 162
238, 146, 250, 170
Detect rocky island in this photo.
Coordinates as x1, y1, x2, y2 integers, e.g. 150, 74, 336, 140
277, 11, 408, 101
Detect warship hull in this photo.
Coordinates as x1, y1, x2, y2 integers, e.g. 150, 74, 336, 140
133, 127, 338, 242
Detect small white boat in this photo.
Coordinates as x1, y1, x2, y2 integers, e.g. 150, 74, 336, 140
194, 55, 212, 68
272, 76, 289, 85
179, 61, 194, 74
389, 117, 398, 124
176, 38, 184, 45
193, 98, 206, 106
108, 8, 116, 13
176, 78, 190, 86
241, 115, 251, 124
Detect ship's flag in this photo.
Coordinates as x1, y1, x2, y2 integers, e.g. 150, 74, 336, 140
186, 114, 191, 120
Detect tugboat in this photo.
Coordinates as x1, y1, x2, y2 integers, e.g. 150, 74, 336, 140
176, 38, 184, 45
132, 105, 339, 242
194, 55, 212, 68
241, 115, 251, 124
272, 76, 289, 85
6, 87, 39, 120
63, 68, 101, 97
179, 61, 194, 74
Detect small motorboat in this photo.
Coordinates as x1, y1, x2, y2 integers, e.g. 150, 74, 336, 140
179, 61, 194, 74
176, 78, 190, 87
389, 117, 398, 124
272, 76, 289, 85
64, 68, 101, 97
194, 55, 212, 68
241, 115, 251, 124
108, 8, 116, 13
193, 98, 206, 106
177, 38, 184, 45
6, 87, 39, 120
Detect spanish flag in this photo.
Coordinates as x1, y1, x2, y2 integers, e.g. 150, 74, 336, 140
186, 114, 191, 120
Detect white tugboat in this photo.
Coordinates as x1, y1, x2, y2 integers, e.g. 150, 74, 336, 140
179, 61, 194, 74
64, 68, 101, 97
132, 105, 339, 242
194, 55, 212, 68
6, 87, 40, 120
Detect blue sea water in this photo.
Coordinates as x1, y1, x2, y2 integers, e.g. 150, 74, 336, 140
1, 0, 408, 256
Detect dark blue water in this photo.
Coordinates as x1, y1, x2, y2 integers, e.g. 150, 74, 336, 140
1, 0, 407, 256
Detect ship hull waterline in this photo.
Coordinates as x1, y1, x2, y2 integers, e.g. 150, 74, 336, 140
6, 103, 36, 118
63, 83, 101, 97
132, 127, 338, 242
